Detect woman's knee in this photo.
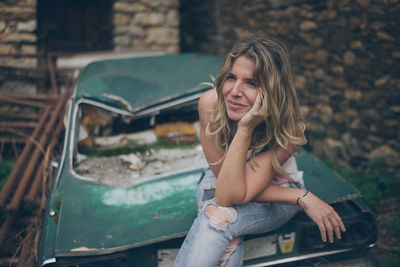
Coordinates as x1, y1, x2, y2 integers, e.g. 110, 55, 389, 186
205, 204, 238, 231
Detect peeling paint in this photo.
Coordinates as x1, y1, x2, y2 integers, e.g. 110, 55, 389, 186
101, 173, 198, 206
169, 216, 184, 221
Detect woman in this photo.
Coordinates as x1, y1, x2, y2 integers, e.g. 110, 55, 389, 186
173, 35, 345, 267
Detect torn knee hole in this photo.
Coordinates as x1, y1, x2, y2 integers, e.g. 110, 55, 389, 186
205, 205, 237, 227
218, 238, 241, 267
226, 238, 240, 249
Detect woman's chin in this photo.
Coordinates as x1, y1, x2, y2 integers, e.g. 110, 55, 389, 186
227, 111, 243, 121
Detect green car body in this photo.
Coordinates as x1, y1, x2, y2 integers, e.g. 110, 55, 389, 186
38, 54, 376, 267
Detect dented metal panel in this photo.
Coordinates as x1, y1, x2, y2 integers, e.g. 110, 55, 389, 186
55, 168, 203, 256
51, 150, 360, 257
74, 54, 222, 114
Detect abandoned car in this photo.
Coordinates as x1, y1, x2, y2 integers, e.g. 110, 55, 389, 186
38, 54, 377, 266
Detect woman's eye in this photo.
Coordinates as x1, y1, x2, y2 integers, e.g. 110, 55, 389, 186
247, 81, 257, 88
226, 74, 236, 81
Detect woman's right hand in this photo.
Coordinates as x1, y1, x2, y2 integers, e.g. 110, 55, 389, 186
237, 93, 266, 132
299, 191, 346, 243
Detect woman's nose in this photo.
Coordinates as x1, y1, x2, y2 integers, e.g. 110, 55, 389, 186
231, 82, 242, 96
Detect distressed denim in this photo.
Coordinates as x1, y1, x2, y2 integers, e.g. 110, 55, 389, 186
173, 165, 304, 267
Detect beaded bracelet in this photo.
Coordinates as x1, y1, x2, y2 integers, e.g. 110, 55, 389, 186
296, 189, 309, 208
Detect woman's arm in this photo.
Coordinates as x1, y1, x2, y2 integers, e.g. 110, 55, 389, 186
255, 185, 346, 243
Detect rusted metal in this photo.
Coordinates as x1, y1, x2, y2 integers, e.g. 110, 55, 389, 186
0, 137, 27, 143
0, 95, 47, 108
0, 121, 38, 128
25, 115, 64, 203
0, 128, 46, 153
24, 161, 45, 205
1, 93, 61, 101
0, 107, 51, 208
6, 95, 68, 212
47, 53, 58, 94
0, 258, 18, 265
0, 112, 40, 120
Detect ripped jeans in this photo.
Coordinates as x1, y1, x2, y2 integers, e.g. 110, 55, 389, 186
173, 168, 301, 267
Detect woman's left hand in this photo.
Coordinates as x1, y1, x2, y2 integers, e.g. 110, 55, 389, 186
299, 191, 346, 243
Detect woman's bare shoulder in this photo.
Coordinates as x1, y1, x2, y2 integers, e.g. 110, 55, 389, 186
198, 89, 218, 115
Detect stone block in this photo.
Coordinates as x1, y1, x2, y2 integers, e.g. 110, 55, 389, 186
347, 109, 358, 118
316, 103, 333, 124
331, 65, 344, 74
316, 9, 337, 21
356, 0, 370, 7
134, 13, 164, 26
392, 51, 400, 58
115, 25, 146, 38
369, 145, 400, 168
361, 109, 380, 122
324, 137, 348, 160
113, 35, 131, 46
113, 13, 131, 26
343, 51, 355, 65
0, 44, 13, 54
146, 28, 178, 45
374, 75, 390, 87
299, 21, 317, 31
21, 44, 36, 54
114, 2, 146, 13
315, 49, 329, 64
350, 40, 364, 50
333, 113, 346, 124
294, 75, 307, 89
313, 68, 325, 80
0, 21, 6, 32
377, 31, 395, 42
167, 9, 179, 27
167, 45, 179, 53
5, 32, 36, 42
345, 90, 362, 101
141, 0, 179, 8
17, 20, 36, 32
0, 7, 35, 20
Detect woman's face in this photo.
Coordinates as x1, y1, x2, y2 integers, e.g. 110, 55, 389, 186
222, 55, 259, 121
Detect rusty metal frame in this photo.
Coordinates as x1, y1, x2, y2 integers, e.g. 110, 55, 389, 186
0, 107, 51, 207
6, 95, 68, 212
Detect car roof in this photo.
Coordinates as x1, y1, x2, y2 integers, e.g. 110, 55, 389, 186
74, 53, 222, 114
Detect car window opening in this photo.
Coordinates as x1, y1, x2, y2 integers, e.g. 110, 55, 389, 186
72, 102, 208, 188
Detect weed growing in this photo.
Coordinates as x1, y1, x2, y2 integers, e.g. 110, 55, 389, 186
0, 160, 14, 191
322, 157, 398, 210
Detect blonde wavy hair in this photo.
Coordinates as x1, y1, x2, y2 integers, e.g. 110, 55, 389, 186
206, 35, 306, 175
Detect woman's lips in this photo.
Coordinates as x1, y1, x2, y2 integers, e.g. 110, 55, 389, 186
227, 100, 246, 110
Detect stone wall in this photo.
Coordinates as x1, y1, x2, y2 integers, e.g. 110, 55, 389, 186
180, 0, 400, 176
113, 0, 180, 53
0, 0, 181, 95
0, 0, 37, 66
0, 0, 38, 94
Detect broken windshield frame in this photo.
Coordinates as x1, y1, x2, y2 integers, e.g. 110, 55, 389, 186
69, 95, 208, 188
